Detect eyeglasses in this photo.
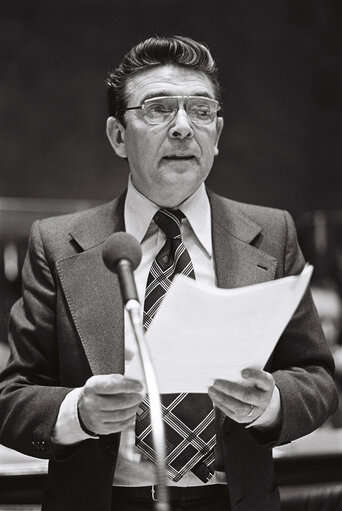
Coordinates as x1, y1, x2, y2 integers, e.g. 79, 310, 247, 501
123, 96, 221, 126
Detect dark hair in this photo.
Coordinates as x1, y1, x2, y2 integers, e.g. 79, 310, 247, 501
106, 35, 222, 125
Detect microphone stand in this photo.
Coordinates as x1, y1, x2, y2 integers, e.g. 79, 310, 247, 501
126, 299, 170, 511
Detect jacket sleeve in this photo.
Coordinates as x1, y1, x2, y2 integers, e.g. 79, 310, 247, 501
251, 210, 338, 446
0, 220, 72, 460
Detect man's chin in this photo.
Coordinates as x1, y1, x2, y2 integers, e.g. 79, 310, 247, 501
160, 158, 198, 174
153, 171, 204, 207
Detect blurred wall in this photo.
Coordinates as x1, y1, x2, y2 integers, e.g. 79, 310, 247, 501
1, 0, 341, 218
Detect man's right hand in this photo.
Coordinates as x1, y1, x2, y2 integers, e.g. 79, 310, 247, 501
77, 374, 144, 436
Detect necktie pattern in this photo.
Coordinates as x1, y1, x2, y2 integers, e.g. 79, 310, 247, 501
135, 208, 216, 483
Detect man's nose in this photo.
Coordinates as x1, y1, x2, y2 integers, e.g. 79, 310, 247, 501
168, 109, 194, 139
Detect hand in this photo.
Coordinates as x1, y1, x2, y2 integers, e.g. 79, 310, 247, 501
208, 368, 275, 424
78, 374, 144, 435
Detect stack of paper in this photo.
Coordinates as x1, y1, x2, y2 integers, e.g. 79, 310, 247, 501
126, 265, 313, 393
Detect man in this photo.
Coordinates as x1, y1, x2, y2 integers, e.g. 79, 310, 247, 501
0, 36, 338, 511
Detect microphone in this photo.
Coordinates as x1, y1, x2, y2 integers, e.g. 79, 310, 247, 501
102, 232, 170, 511
102, 232, 142, 304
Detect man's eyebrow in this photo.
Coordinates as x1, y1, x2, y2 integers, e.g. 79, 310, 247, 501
139, 91, 214, 103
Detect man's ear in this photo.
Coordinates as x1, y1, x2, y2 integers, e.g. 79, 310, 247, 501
106, 117, 127, 158
213, 117, 224, 156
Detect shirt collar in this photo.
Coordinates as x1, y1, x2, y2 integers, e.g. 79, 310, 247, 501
177, 183, 212, 257
124, 176, 159, 243
124, 176, 212, 257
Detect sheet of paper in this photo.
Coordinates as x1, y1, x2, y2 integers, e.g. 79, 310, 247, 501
125, 264, 313, 393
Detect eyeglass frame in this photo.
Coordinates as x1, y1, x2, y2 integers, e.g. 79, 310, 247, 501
122, 95, 222, 126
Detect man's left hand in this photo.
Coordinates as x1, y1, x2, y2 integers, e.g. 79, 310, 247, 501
208, 368, 275, 424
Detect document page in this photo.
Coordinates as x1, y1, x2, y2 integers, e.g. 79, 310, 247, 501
126, 264, 313, 393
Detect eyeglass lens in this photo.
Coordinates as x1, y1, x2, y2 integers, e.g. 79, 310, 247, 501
143, 96, 220, 125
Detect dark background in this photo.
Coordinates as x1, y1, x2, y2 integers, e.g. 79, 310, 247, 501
1, 0, 341, 218
1, 4, 342, 503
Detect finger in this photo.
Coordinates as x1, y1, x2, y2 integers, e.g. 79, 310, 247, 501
98, 393, 144, 412
241, 368, 274, 391
211, 379, 264, 407
208, 387, 257, 417
97, 415, 137, 435
85, 374, 144, 395
207, 390, 255, 424
100, 403, 141, 422
79, 401, 140, 434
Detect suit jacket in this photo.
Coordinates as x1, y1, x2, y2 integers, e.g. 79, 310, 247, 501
0, 189, 338, 511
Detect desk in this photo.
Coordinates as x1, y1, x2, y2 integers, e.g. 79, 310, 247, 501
274, 428, 342, 510
1, 429, 342, 507
274, 428, 342, 485
0, 446, 47, 506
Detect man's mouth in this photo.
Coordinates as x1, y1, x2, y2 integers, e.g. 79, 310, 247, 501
163, 155, 195, 160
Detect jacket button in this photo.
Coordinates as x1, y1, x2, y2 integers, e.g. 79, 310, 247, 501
32, 440, 47, 451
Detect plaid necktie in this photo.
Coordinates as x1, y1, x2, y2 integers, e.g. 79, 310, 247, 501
135, 208, 216, 483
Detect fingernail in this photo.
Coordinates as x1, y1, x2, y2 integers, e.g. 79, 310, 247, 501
134, 382, 143, 391
242, 370, 250, 378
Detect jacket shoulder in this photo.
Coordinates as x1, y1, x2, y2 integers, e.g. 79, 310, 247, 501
37, 200, 116, 236
29, 196, 125, 262
208, 190, 292, 232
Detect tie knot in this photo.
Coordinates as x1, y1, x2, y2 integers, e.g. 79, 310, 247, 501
154, 209, 184, 239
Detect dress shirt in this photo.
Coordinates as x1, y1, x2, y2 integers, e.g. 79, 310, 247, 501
53, 177, 281, 487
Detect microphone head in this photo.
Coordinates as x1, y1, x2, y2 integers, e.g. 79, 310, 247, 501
102, 232, 142, 273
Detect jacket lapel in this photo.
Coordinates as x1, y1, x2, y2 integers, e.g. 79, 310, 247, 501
56, 194, 126, 376
208, 190, 277, 289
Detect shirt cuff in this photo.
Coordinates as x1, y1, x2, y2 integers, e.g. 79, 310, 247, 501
246, 385, 282, 430
52, 387, 99, 445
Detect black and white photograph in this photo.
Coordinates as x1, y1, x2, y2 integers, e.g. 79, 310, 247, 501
0, 1, 341, 510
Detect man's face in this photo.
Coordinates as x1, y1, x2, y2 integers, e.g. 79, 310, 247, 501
107, 65, 223, 207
